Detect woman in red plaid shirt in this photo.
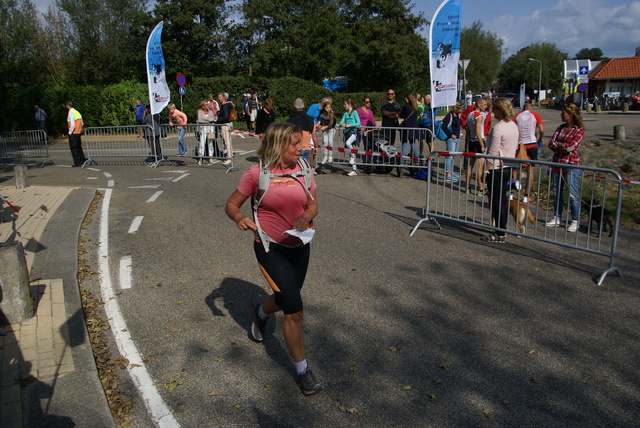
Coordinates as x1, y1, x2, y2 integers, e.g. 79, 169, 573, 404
545, 103, 584, 233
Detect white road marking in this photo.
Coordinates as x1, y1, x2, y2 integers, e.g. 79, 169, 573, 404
146, 177, 172, 181
129, 185, 161, 189
234, 149, 255, 155
162, 170, 188, 173
146, 191, 163, 203
128, 216, 144, 233
104, 172, 113, 178
99, 189, 180, 427
87, 167, 101, 171
108, 180, 115, 187
119, 256, 132, 290
86, 177, 99, 180
172, 173, 189, 182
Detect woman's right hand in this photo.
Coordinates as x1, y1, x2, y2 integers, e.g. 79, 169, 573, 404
235, 215, 257, 232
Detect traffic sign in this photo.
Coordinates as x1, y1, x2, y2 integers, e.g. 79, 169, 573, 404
577, 76, 589, 84
178, 86, 186, 96
579, 66, 589, 75
176, 73, 186, 86
577, 83, 588, 93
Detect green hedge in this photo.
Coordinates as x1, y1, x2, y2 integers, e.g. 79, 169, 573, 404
3, 77, 391, 134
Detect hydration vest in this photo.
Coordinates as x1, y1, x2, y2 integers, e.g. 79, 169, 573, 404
252, 158, 313, 253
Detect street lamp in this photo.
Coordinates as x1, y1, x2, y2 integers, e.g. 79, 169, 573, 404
529, 58, 542, 104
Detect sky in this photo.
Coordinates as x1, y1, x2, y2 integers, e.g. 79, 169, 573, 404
30, 0, 640, 59
415, 0, 640, 59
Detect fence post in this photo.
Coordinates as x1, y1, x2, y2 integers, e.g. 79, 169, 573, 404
614, 125, 625, 141
0, 242, 34, 324
622, 102, 629, 113
15, 164, 29, 189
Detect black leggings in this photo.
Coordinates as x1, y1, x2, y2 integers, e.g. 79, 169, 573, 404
254, 241, 310, 314
487, 168, 511, 237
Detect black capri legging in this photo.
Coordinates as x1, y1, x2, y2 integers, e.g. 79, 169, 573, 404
254, 241, 310, 314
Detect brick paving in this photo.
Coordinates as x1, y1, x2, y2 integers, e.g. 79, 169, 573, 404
0, 186, 76, 427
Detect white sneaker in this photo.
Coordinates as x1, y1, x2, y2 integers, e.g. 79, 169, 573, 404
197, 159, 202, 166
223, 159, 232, 165
209, 159, 216, 164
567, 220, 579, 233
321, 156, 327, 164
349, 157, 355, 165
347, 170, 358, 176
545, 216, 560, 227
328, 156, 333, 164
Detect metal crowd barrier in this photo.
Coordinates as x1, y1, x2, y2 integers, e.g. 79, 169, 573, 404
410, 151, 623, 286
0, 130, 53, 167
83, 124, 237, 171
315, 125, 435, 176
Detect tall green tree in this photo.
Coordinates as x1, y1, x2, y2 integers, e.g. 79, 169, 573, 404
498, 42, 568, 96
231, 0, 428, 92
149, 0, 229, 79
460, 21, 503, 93
0, 0, 48, 89
338, 0, 429, 92
51, 0, 148, 85
575, 47, 604, 60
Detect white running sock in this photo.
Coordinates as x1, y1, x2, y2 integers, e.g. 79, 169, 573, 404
258, 305, 268, 321
294, 359, 308, 375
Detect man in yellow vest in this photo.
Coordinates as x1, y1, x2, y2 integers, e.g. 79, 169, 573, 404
66, 101, 86, 167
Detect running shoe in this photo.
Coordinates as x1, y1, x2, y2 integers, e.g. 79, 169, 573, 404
545, 217, 561, 227
296, 368, 323, 396
567, 220, 579, 233
445, 176, 458, 182
347, 170, 358, 176
251, 303, 267, 342
476, 189, 485, 196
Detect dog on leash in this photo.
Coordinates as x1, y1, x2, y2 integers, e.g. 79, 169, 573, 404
581, 200, 613, 237
510, 199, 535, 233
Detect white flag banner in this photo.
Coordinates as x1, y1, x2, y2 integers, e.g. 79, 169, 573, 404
429, 0, 463, 109
146, 21, 170, 115
519, 83, 526, 110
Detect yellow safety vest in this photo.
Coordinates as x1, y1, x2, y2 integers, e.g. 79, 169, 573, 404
68, 108, 84, 134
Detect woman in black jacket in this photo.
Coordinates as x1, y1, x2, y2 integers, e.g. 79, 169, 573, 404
255, 98, 276, 136
443, 102, 463, 182
216, 92, 234, 165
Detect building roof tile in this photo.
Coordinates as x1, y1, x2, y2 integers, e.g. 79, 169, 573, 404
589, 57, 640, 80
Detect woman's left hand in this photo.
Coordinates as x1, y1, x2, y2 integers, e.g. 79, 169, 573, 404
292, 215, 311, 231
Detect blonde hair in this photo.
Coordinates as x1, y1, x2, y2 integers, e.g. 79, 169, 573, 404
563, 103, 584, 128
404, 93, 418, 112
492, 97, 514, 122
168, 103, 176, 110
257, 122, 302, 169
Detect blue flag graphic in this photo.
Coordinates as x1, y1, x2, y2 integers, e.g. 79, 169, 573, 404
429, 0, 462, 108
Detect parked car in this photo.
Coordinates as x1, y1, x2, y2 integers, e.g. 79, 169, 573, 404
553, 94, 566, 106
503, 91, 517, 101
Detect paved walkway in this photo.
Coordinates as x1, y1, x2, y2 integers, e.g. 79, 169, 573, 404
0, 184, 114, 427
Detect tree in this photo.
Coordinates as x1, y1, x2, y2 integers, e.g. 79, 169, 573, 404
0, 0, 48, 89
48, 0, 148, 85
230, 0, 428, 92
149, 0, 230, 79
498, 42, 568, 96
460, 21, 503, 93
575, 47, 604, 60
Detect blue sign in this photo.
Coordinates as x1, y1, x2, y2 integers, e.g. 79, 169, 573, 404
579, 66, 589, 75
322, 76, 348, 91
178, 86, 186, 96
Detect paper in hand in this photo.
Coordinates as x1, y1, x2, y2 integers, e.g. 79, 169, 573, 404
283, 228, 315, 244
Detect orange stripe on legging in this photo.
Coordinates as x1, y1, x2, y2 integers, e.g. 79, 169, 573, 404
258, 263, 281, 292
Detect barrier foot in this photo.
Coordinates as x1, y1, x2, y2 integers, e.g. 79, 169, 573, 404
225, 160, 239, 174
410, 215, 441, 236
596, 266, 622, 286
82, 158, 97, 168
39, 158, 55, 168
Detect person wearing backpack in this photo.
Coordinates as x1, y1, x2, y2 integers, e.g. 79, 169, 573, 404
225, 122, 322, 396
442, 102, 464, 182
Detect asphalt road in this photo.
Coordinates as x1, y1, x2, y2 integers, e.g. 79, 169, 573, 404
4, 107, 640, 427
